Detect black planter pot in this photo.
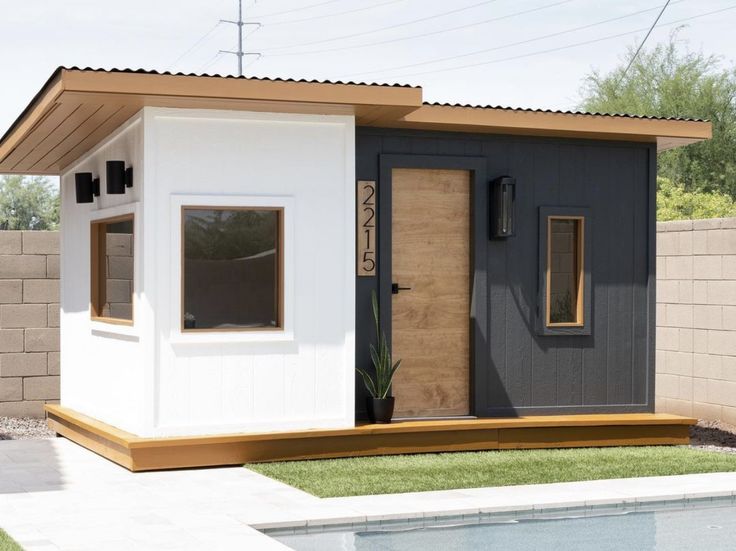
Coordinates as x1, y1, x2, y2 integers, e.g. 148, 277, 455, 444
367, 397, 395, 424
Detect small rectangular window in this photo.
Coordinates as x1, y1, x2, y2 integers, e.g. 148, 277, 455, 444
546, 216, 584, 327
91, 215, 134, 324
182, 207, 282, 332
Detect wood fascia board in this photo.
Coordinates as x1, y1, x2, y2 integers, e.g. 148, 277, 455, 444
60, 68, 423, 109
0, 74, 64, 168
46, 405, 696, 471
386, 105, 712, 145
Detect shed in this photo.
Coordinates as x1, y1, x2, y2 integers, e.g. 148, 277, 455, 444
0, 67, 710, 470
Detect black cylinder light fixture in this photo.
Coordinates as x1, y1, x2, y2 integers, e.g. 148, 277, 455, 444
106, 160, 127, 194
74, 172, 100, 204
490, 175, 516, 238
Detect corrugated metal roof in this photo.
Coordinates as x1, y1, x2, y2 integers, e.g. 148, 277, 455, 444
423, 102, 707, 123
0, 66, 713, 175
60, 65, 420, 88
59, 67, 707, 122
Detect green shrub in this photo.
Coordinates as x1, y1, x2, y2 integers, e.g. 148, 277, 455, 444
657, 176, 736, 221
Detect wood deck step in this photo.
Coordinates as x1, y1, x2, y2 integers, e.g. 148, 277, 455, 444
45, 404, 696, 472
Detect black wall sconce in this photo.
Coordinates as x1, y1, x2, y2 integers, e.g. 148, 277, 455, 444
106, 160, 133, 194
75, 172, 100, 204
490, 175, 515, 238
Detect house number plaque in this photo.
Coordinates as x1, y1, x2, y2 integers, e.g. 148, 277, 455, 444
357, 180, 377, 276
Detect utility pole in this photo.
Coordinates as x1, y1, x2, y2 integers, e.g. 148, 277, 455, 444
220, 0, 261, 76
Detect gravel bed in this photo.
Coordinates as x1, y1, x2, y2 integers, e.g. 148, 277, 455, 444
690, 419, 736, 454
0, 417, 55, 440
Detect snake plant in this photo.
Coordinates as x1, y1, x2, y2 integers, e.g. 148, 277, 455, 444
356, 290, 402, 399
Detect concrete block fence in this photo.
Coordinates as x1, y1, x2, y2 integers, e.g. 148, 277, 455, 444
0, 231, 59, 417
656, 217, 736, 423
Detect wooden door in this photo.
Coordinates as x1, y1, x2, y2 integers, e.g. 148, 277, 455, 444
391, 168, 471, 417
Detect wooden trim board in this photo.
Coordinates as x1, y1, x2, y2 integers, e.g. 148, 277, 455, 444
46, 405, 695, 472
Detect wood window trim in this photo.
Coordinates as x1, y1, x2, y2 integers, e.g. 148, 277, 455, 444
90, 213, 134, 326
180, 205, 284, 333
546, 215, 585, 328
537, 206, 591, 337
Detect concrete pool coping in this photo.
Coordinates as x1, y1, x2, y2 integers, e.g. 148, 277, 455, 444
249, 471, 736, 532
262, 495, 736, 537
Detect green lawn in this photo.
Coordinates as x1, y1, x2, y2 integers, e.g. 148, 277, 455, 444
246, 446, 736, 497
0, 529, 22, 551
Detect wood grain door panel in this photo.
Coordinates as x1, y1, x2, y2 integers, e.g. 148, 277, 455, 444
391, 168, 471, 417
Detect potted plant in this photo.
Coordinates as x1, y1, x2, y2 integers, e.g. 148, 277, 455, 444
356, 290, 402, 423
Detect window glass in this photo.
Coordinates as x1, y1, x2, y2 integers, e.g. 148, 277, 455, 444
548, 217, 583, 325
182, 208, 281, 331
91, 216, 134, 323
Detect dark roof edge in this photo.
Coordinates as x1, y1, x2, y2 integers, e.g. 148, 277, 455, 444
61, 65, 420, 89
423, 102, 708, 123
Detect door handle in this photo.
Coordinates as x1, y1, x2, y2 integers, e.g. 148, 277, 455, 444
392, 283, 412, 295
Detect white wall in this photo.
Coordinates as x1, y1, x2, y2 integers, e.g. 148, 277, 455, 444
59, 107, 356, 437
60, 113, 152, 435
146, 108, 355, 436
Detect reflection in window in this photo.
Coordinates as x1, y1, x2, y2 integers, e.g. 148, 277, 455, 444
547, 217, 584, 326
91, 216, 134, 323
182, 207, 282, 331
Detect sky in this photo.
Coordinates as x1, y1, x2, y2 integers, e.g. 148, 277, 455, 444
1, 0, 736, 149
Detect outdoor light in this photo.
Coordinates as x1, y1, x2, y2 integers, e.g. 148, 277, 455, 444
74, 172, 100, 204
490, 175, 515, 238
106, 160, 132, 194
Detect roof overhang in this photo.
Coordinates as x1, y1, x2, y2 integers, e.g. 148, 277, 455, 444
0, 68, 712, 175
381, 104, 712, 152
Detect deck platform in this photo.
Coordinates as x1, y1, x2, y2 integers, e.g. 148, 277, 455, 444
45, 404, 696, 472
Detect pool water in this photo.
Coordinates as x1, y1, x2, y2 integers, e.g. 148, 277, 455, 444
272, 500, 736, 550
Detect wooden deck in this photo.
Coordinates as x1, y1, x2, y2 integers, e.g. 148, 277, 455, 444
45, 404, 696, 472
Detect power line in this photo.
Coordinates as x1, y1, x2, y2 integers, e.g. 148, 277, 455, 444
365, 4, 736, 81
618, 0, 672, 85
196, 49, 229, 74
166, 22, 223, 71
338, 0, 687, 79
266, 0, 575, 57
265, 0, 408, 27
261, 0, 501, 52
253, 0, 345, 19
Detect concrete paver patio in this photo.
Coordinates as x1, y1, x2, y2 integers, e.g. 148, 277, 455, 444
3, 437, 736, 550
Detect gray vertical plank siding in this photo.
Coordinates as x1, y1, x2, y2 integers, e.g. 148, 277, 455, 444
355, 128, 655, 418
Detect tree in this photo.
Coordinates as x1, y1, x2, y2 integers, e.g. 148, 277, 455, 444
579, 33, 736, 197
657, 176, 736, 221
0, 175, 60, 230
184, 209, 277, 260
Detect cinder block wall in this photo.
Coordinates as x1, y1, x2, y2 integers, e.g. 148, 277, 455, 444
0, 231, 59, 417
656, 218, 736, 423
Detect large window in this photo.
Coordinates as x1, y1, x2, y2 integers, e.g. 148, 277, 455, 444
182, 207, 282, 332
91, 215, 134, 324
547, 216, 584, 327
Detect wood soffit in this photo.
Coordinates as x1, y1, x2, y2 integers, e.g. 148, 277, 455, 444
0, 67, 713, 175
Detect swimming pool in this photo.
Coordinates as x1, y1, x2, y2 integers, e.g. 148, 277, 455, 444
269, 497, 736, 550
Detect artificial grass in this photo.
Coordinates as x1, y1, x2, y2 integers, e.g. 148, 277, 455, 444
0, 529, 22, 551
246, 446, 736, 497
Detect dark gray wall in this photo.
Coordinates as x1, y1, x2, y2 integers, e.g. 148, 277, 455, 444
355, 127, 656, 418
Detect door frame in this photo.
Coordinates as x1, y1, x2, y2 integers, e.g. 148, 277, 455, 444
378, 154, 488, 416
